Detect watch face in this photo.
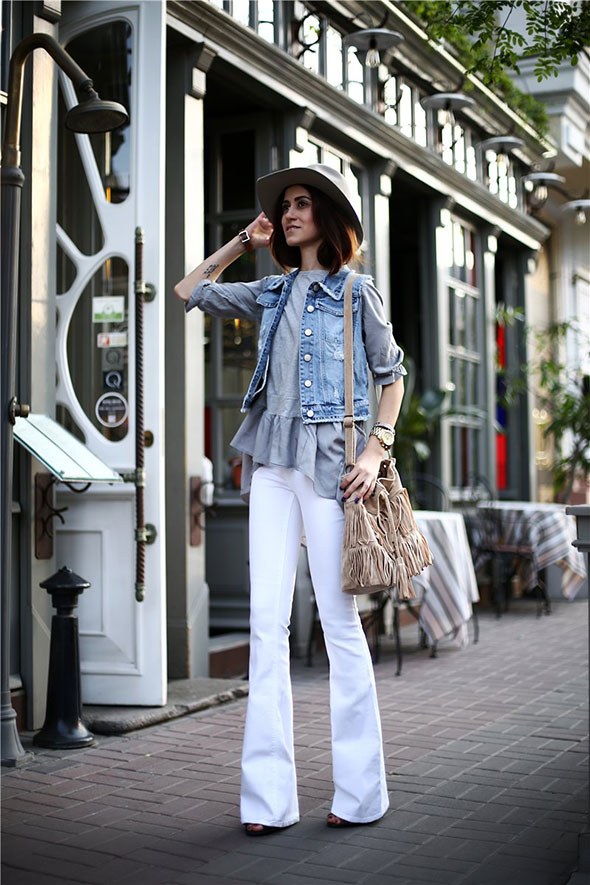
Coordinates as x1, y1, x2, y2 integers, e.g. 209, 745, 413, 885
381, 429, 395, 446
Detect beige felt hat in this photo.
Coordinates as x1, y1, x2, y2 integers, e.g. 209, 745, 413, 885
256, 163, 364, 242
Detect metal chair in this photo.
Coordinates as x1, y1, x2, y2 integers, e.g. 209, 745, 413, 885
406, 472, 451, 512
464, 476, 550, 618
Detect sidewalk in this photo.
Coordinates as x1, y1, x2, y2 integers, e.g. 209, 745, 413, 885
2, 600, 588, 885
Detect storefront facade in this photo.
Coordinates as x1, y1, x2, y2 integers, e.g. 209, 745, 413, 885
4, 0, 571, 728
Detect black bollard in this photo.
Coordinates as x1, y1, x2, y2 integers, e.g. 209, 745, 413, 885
33, 567, 94, 749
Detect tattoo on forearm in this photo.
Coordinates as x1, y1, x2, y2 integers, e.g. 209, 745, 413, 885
203, 263, 219, 278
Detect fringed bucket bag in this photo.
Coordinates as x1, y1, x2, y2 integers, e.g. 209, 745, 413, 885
340, 274, 433, 599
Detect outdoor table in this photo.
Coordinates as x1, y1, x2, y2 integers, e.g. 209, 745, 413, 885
372, 510, 479, 675
476, 501, 587, 600
413, 510, 480, 645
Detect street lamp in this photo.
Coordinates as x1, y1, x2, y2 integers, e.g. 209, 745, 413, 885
1, 33, 128, 766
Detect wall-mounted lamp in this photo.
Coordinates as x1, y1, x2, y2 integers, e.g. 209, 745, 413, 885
343, 28, 403, 68
420, 91, 475, 128
523, 171, 589, 224
563, 199, 590, 226
478, 135, 524, 173
523, 171, 566, 204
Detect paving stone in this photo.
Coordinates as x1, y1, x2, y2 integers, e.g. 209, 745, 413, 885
2, 604, 588, 885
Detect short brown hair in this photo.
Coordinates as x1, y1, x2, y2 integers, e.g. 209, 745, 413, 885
269, 185, 360, 275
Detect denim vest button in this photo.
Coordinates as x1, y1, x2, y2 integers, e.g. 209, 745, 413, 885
304, 380, 312, 388
304, 328, 312, 336
307, 409, 314, 417
307, 305, 315, 313
311, 283, 320, 292
303, 353, 311, 362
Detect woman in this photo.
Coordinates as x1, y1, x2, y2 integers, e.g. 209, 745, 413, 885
175, 164, 406, 836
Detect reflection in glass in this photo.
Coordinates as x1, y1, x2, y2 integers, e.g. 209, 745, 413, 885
232, 0, 250, 28
398, 83, 412, 138
455, 288, 466, 348
221, 318, 257, 396
64, 258, 129, 442
257, 0, 275, 43
466, 143, 477, 181
346, 47, 364, 104
453, 222, 465, 271
414, 94, 427, 146
382, 76, 398, 126
299, 12, 321, 75
221, 131, 255, 211
57, 90, 105, 256
326, 26, 343, 89
66, 21, 132, 205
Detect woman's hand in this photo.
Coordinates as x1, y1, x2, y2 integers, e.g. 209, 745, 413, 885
243, 212, 273, 251
340, 439, 384, 502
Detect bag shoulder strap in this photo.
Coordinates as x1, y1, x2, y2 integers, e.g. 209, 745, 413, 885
343, 273, 357, 468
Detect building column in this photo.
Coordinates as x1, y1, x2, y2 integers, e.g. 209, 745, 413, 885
165, 38, 215, 678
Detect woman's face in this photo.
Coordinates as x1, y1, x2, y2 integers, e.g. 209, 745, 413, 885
281, 185, 322, 252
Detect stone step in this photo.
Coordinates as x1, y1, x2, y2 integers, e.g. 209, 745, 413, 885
209, 632, 249, 679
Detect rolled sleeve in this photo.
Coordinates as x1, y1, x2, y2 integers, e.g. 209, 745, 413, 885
361, 279, 407, 386
185, 278, 266, 321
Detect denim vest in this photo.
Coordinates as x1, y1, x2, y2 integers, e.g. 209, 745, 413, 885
241, 269, 370, 423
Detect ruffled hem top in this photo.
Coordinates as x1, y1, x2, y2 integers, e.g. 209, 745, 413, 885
231, 395, 367, 503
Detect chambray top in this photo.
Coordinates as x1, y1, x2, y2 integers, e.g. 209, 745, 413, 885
187, 270, 406, 501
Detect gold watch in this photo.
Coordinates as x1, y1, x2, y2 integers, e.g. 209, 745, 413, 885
369, 425, 395, 450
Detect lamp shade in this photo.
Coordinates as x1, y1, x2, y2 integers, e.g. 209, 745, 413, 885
479, 135, 524, 153
343, 28, 403, 52
420, 92, 475, 112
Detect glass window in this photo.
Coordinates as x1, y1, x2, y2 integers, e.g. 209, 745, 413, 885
382, 75, 399, 126
326, 25, 343, 89
57, 90, 105, 255
298, 11, 321, 76
257, 0, 275, 43
57, 19, 133, 445
346, 46, 364, 104
398, 82, 412, 138
232, 0, 251, 28
65, 258, 130, 442
220, 131, 255, 211
205, 124, 261, 495
439, 215, 484, 492
65, 21, 132, 205
414, 92, 427, 147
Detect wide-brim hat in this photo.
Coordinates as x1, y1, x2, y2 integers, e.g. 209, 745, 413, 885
256, 163, 364, 242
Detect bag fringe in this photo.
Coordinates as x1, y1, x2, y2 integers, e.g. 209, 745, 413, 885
341, 460, 434, 599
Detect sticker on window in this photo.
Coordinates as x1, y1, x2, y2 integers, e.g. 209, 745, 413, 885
97, 331, 128, 348
92, 296, 125, 323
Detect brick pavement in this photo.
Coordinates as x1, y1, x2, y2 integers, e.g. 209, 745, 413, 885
2, 600, 588, 885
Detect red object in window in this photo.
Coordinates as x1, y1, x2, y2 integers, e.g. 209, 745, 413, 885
496, 323, 506, 368
495, 321, 507, 488
496, 432, 507, 490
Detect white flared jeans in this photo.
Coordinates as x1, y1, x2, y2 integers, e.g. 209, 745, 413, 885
240, 466, 389, 827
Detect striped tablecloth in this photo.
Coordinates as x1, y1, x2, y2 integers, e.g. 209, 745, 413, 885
476, 501, 587, 600
412, 511, 480, 644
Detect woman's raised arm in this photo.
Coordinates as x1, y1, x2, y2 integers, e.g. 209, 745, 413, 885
174, 211, 273, 303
